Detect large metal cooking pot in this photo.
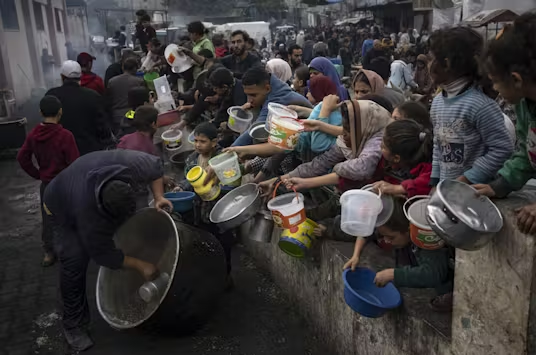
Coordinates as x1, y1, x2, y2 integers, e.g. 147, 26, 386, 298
426, 179, 503, 251
209, 183, 262, 232
96, 208, 227, 331
0, 117, 26, 150
249, 210, 274, 243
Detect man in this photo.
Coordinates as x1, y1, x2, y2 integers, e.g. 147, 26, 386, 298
246, 37, 262, 59
361, 32, 374, 58
43, 149, 172, 351
220, 30, 261, 79
133, 10, 148, 51
106, 57, 145, 135
46, 61, 108, 155
338, 38, 353, 77
328, 32, 340, 57
104, 48, 135, 88
118, 25, 127, 46
232, 66, 312, 147
313, 35, 329, 58
77, 52, 105, 95
388, 49, 418, 91
302, 35, 315, 65
362, 39, 386, 70
287, 44, 303, 76
138, 14, 156, 53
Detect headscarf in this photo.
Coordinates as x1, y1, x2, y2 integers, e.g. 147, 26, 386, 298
352, 69, 385, 96
336, 100, 392, 160
266, 58, 293, 83
309, 57, 349, 100
308, 75, 338, 103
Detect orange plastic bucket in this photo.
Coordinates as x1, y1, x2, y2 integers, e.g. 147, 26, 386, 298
268, 116, 303, 150
267, 181, 306, 229
403, 195, 445, 250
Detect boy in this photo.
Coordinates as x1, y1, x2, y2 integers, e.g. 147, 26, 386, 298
344, 198, 454, 311
17, 95, 80, 266
120, 86, 154, 137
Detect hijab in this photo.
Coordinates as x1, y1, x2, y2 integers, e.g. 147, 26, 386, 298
266, 58, 293, 84
336, 100, 392, 160
353, 69, 385, 96
309, 57, 349, 100
308, 74, 338, 103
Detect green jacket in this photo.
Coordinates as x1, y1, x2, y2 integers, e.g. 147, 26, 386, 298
192, 36, 215, 56
490, 99, 536, 198
394, 247, 452, 295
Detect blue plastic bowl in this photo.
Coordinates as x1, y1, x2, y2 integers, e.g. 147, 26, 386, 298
343, 268, 402, 318
164, 192, 195, 213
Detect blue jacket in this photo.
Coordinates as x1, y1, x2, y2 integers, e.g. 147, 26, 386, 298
43, 150, 163, 269
233, 75, 311, 146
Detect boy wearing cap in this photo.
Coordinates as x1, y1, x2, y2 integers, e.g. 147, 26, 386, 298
77, 52, 105, 95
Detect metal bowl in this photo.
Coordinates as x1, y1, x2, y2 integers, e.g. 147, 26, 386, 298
426, 179, 504, 251
209, 183, 262, 232
249, 122, 269, 144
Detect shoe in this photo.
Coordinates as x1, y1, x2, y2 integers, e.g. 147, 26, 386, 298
429, 292, 453, 312
41, 253, 56, 267
63, 327, 94, 352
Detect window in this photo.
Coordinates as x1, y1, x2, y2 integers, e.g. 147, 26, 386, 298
54, 8, 62, 32
33, 1, 44, 31
0, 0, 19, 30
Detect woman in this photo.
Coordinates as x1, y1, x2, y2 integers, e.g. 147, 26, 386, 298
309, 57, 349, 100
259, 100, 391, 195
266, 58, 293, 85
353, 69, 385, 98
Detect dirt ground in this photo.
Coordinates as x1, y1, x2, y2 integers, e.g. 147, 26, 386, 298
0, 151, 330, 355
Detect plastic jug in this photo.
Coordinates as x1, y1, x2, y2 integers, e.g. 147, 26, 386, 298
186, 166, 221, 201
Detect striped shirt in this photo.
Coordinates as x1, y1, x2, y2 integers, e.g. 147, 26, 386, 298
430, 87, 514, 184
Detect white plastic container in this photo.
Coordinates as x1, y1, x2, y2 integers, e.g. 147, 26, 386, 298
161, 129, 183, 149
208, 152, 242, 185
267, 192, 306, 229
339, 190, 383, 237
227, 106, 253, 133
266, 103, 298, 132
153, 75, 173, 101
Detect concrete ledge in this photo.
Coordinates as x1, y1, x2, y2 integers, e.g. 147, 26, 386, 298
243, 186, 536, 355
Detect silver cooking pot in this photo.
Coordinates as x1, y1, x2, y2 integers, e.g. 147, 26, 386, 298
209, 183, 262, 232
249, 210, 274, 243
426, 179, 504, 251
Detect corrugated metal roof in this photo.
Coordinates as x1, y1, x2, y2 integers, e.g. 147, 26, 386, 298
462, 9, 519, 27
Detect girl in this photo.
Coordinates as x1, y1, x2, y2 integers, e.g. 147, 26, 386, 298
309, 57, 349, 100
473, 13, 536, 235
117, 105, 158, 157
353, 69, 385, 98
266, 58, 293, 85
392, 101, 432, 130
427, 26, 513, 187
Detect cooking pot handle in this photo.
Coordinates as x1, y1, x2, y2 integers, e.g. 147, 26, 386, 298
441, 206, 459, 224
272, 180, 299, 202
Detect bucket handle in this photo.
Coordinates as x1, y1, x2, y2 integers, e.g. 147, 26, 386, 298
272, 179, 300, 203
403, 195, 430, 221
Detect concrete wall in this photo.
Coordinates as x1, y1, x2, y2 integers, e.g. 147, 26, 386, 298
243, 186, 536, 355
66, 6, 89, 49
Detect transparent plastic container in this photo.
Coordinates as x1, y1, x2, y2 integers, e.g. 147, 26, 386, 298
153, 75, 173, 101
266, 103, 298, 132
227, 106, 253, 133
339, 190, 382, 237
209, 152, 242, 185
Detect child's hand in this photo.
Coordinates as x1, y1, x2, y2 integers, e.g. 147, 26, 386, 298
313, 224, 327, 237
516, 203, 536, 235
343, 256, 360, 271
223, 146, 248, 160
374, 269, 395, 287
372, 181, 405, 196
302, 120, 322, 132
321, 94, 340, 112
472, 184, 496, 198
258, 177, 278, 197
283, 177, 310, 191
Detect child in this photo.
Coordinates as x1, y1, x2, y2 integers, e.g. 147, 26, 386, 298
17, 95, 80, 266
428, 27, 514, 186
117, 105, 158, 156
292, 65, 310, 97
473, 13, 536, 235
176, 123, 235, 281
391, 101, 432, 130
344, 197, 453, 312
120, 87, 154, 137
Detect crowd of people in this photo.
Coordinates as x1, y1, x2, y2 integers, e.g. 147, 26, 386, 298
14, 10, 535, 352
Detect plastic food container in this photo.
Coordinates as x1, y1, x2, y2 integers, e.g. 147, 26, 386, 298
267, 181, 306, 229
278, 219, 317, 258
339, 190, 382, 237
361, 184, 394, 227
343, 268, 402, 318
268, 116, 303, 150
227, 106, 253, 133
161, 129, 183, 149
188, 131, 195, 145
266, 103, 298, 132
208, 152, 242, 186
163, 192, 195, 213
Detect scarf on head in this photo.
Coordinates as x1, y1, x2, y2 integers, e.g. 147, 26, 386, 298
309, 57, 349, 100
353, 69, 385, 96
308, 74, 338, 103
266, 58, 293, 84
336, 100, 392, 160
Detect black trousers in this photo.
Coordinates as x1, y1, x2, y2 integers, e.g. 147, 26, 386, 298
40, 183, 55, 254
54, 223, 91, 331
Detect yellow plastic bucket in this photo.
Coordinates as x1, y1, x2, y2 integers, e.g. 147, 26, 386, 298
278, 219, 318, 258
186, 166, 221, 201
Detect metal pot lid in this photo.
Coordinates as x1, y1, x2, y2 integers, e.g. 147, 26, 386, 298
249, 122, 269, 140
210, 183, 260, 223
435, 179, 503, 232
